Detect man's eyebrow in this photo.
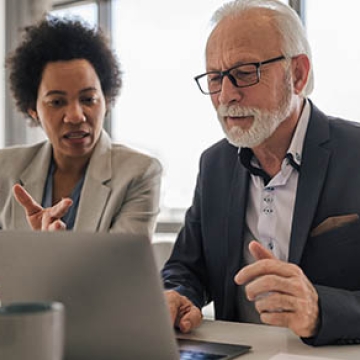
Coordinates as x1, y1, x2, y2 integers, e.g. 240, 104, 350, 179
206, 60, 257, 73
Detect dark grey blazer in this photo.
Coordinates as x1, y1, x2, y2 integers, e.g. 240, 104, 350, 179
162, 102, 360, 346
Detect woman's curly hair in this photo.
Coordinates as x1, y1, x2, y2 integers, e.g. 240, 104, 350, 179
6, 15, 122, 125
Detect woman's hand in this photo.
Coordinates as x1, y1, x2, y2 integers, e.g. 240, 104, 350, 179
12, 184, 73, 231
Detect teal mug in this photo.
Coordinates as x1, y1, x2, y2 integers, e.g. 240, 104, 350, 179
0, 302, 65, 360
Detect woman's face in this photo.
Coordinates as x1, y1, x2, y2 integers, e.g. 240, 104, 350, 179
29, 59, 107, 167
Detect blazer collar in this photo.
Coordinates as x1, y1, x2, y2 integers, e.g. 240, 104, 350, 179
14, 141, 52, 229
19, 141, 52, 200
224, 150, 250, 318
288, 101, 331, 264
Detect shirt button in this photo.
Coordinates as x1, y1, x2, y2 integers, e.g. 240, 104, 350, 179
268, 242, 274, 250
263, 208, 273, 214
263, 196, 273, 203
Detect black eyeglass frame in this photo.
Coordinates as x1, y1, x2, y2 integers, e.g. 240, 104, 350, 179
194, 55, 286, 95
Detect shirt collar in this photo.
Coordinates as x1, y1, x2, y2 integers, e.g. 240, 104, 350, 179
286, 98, 310, 167
239, 98, 311, 182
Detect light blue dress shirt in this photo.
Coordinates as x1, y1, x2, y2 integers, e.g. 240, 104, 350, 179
42, 159, 86, 230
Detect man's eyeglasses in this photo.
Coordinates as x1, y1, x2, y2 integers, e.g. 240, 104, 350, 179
194, 55, 286, 95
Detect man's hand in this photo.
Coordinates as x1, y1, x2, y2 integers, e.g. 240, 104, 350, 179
164, 290, 203, 333
13, 184, 73, 231
234, 241, 319, 338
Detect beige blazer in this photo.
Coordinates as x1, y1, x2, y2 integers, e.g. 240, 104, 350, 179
0, 130, 162, 238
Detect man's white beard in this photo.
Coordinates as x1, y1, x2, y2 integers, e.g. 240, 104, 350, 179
216, 72, 293, 148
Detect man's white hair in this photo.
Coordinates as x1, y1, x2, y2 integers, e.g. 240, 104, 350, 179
210, 0, 314, 96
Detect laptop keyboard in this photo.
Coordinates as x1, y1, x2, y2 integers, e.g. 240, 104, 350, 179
179, 349, 225, 359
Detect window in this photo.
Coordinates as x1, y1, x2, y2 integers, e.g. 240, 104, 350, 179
52, 0, 98, 27
305, 0, 360, 121
112, 0, 227, 224
111, 0, 289, 226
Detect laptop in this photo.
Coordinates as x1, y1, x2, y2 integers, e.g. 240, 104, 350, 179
0, 231, 251, 359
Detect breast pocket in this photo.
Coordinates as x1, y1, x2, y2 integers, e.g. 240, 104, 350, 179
300, 219, 360, 291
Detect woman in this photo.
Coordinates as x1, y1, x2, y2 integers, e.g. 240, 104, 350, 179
1, 16, 162, 236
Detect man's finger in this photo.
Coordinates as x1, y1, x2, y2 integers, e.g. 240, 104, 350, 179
12, 184, 43, 216
249, 240, 276, 261
235, 260, 301, 285
165, 290, 191, 325
178, 305, 202, 333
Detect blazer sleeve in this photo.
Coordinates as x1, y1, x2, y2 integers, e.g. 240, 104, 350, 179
161, 157, 211, 309
302, 286, 360, 346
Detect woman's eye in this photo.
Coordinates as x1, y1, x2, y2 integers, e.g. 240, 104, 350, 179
81, 97, 97, 105
48, 99, 65, 107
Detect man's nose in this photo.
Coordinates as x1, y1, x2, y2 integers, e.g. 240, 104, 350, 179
63, 103, 86, 124
218, 75, 244, 106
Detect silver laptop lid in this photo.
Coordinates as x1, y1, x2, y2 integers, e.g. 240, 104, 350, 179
0, 231, 179, 360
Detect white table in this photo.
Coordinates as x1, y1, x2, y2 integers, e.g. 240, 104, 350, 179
177, 320, 360, 359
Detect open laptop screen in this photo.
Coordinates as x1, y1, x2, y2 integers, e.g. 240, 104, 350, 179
0, 231, 251, 359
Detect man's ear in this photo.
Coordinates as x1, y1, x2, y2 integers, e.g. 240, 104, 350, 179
291, 54, 310, 95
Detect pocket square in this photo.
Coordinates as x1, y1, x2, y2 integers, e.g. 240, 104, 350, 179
310, 214, 359, 237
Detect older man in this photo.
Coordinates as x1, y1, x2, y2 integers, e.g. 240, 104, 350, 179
162, 0, 360, 346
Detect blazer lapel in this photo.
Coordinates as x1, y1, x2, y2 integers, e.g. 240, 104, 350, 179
14, 142, 52, 229
289, 104, 331, 264
223, 154, 249, 318
74, 131, 112, 231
